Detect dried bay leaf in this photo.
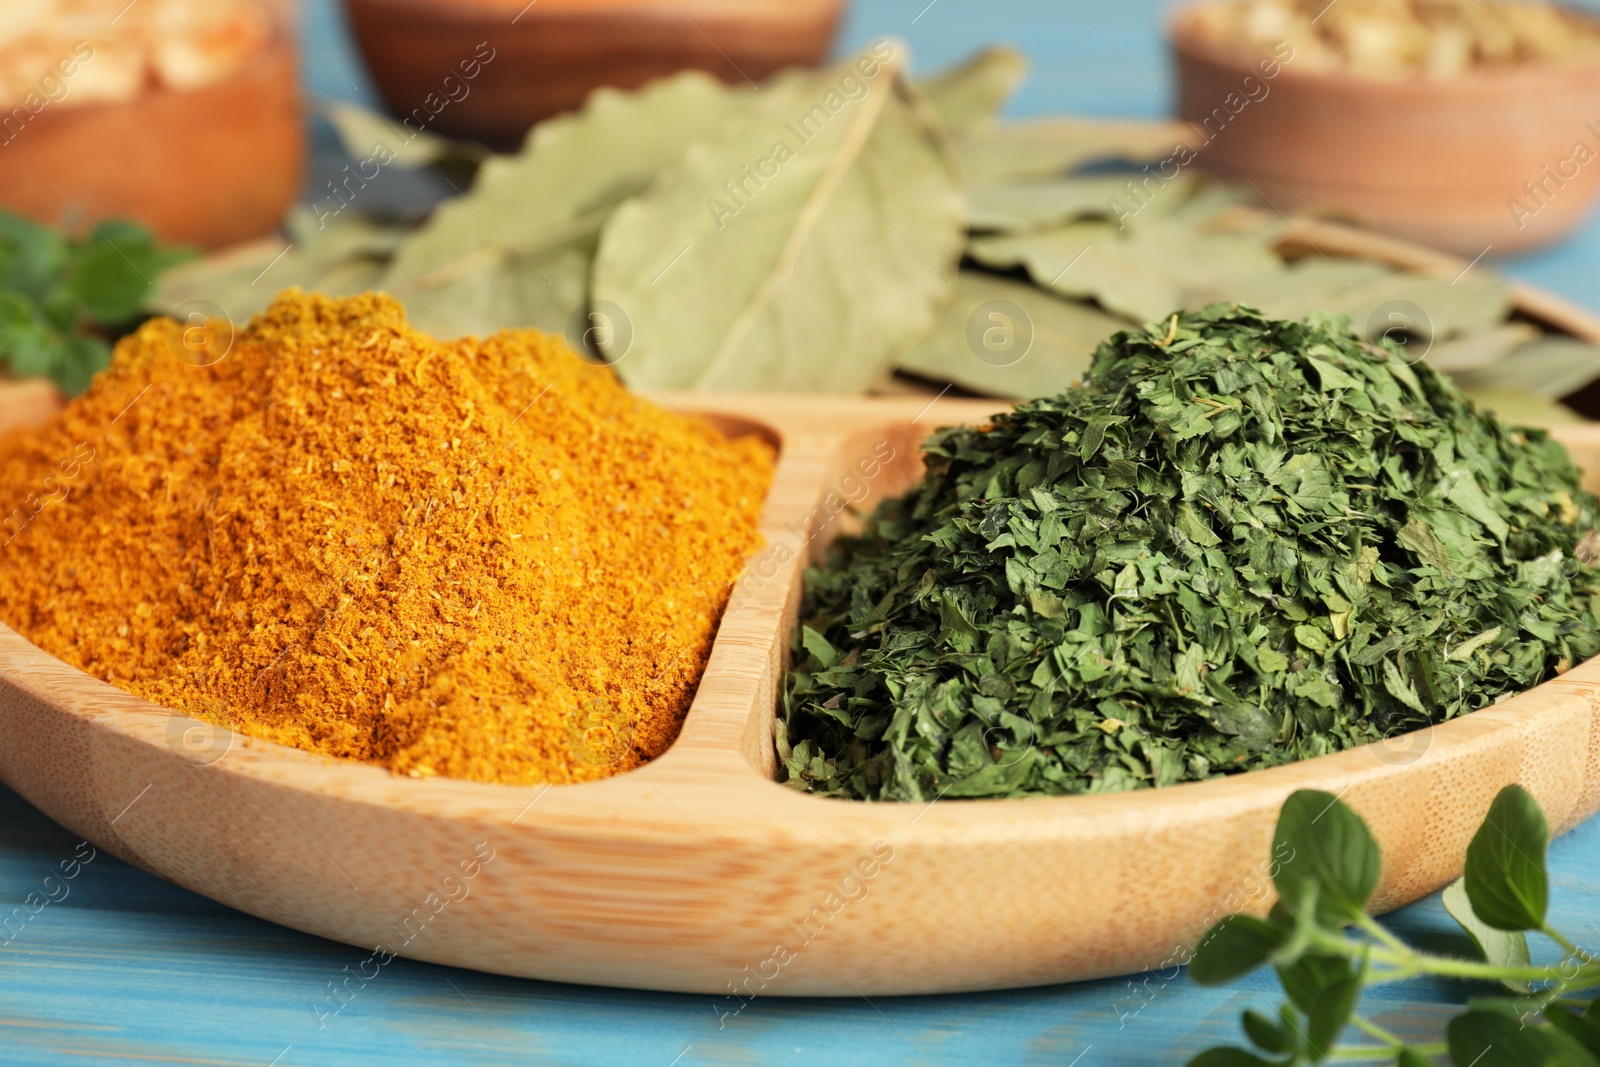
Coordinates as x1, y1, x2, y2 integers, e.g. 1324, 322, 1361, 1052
968, 220, 1119, 302
1220, 256, 1392, 308
1454, 385, 1584, 426
151, 38, 1593, 412
1160, 179, 1263, 227
966, 182, 1513, 344
593, 46, 965, 391
322, 100, 490, 171
969, 214, 1285, 323
918, 45, 1027, 133
377, 71, 752, 292
1174, 252, 1515, 347
310, 255, 392, 302
150, 209, 410, 323
1454, 334, 1600, 400
897, 270, 1129, 398
282, 208, 412, 268
956, 118, 1194, 187
966, 175, 1149, 233
1256, 267, 1511, 342
398, 234, 595, 340
1424, 322, 1542, 373
148, 238, 285, 319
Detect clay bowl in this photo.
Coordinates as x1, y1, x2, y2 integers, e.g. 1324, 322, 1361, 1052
344, 0, 846, 150
0, 26, 303, 250
1169, 6, 1600, 256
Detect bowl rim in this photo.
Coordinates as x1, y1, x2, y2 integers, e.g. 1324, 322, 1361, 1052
342, 0, 845, 23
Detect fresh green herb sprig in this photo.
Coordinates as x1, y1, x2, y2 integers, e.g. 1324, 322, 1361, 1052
779, 306, 1600, 801
0, 211, 188, 395
1190, 784, 1600, 1066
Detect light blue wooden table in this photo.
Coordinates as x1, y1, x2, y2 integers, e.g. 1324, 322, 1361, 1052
6, 2, 1600, 1064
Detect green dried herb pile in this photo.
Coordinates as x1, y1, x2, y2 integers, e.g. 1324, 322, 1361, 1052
780, 306, 1600, 801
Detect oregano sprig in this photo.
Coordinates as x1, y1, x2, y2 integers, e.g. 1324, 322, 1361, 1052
1189, 785, 1600, 1066
0, 210, 189, 395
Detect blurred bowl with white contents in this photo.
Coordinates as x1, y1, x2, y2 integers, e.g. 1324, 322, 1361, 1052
1170, 0, 1600, 255
0, 0, 302, 248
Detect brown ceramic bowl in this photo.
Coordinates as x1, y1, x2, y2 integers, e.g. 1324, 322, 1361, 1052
0, 26, 303, 250
344, 0, 847, 150
1169, 6, 1600, 256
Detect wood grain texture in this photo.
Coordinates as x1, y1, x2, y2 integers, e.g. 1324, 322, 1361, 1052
0, 389, 1598, 997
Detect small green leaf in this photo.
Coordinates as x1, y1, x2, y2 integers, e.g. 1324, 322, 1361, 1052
1441, 878, 1531, 992
1188, 914, 1285, 985
1272, 790, 1382, 926
1447, 1006, 1600, 1067
1464, 785, 1550, 932
1394, 1050, 1434, 1067
37, 279, 79, 331
1242, 1009, 1290, 1054
0, 288, 40, 328
1276, 953, 1353, 1014
1447, 626, 1502, 663
50, 334, 110, 396
90, 218, 152, 247
0, 211, 67, 298
1396, 516, 1453, 575
1443, 466, 1510, 541
1186, 1049, 1275, 1067
1547, 1004, 1600, 1057
70, 232, 157, 323
0, 309, 57, 377
1307, 975, 1360, 1059
800, 626, 840, 670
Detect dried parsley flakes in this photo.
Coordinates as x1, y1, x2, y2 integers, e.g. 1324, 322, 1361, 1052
779, 305, 1600, 801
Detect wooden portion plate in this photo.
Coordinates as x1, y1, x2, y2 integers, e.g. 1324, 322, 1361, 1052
2, 222, 1600, 997
0, 392, 1598, 997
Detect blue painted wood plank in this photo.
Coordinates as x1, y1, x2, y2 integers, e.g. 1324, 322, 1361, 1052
7, 779, 1600, 1065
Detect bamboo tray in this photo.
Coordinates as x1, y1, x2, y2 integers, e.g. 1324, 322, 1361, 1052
4, 225, 1600, 997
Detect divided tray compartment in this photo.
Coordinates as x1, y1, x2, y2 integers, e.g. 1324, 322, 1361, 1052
2, 220, 1600, 996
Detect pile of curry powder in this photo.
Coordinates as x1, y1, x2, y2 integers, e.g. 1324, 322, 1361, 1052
0, 291, 774, 784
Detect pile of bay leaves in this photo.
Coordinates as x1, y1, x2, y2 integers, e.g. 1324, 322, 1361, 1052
153, 42, 1600, 417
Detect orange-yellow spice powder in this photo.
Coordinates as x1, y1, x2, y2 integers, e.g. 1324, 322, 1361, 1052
0, 291, 774, 784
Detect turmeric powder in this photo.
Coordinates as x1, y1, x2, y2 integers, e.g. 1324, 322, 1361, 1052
0, 291, 774, 785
